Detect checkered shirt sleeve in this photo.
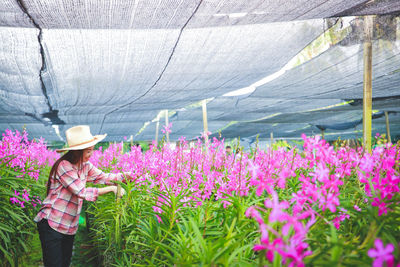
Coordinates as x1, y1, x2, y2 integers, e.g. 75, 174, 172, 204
57, 161, 99, 201
86, 161, 124, 185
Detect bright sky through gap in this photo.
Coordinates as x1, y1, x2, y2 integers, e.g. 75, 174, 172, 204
223, 16, 355, 97
52, 125, 63, 141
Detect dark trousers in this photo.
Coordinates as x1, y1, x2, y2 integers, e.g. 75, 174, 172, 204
37, 219, 75, 267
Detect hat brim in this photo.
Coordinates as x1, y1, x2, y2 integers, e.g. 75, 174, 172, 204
56, 134, 107, 152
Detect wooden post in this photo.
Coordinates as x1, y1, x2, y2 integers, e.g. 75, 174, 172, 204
363, 15, 373, 153
385, 111, 391, 143
321, 129, 325, 139
155, 117, 160, 145
270, 132, 273, 148
165, 109, 169, 143
116, 184, 121, 203
130, 135, 133, 151
202, 100, 209, 144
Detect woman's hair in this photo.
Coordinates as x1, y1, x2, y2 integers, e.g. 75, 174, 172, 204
46, 150, 84, 196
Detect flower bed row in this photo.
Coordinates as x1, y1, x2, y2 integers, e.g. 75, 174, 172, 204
86, 135, 399, 266
0, 129, 57, 266
1, 129, 399, 266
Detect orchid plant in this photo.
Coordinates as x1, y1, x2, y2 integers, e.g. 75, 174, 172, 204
1, 128, 399, 266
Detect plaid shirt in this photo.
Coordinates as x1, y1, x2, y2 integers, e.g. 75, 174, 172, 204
34, 160, 123, 235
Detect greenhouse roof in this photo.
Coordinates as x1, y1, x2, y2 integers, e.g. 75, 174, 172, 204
1, 0, 400, 142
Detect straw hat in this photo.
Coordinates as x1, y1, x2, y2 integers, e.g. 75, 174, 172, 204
57, 125, 107, 152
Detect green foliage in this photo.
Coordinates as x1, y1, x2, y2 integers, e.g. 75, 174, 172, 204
0, 157, 49, 267
18, 234, 42, 267
94, 141, 150, 154
79, 158, 400, 266
271, 140, 291, 150
71, 217, 101, 267
86, 180, 262, 266
300, 166, 400, 266
12, 139, 399, 266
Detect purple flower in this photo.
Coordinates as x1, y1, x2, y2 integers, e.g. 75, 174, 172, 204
161, 123, 172, 134
353, 205, 361, 211
368, 239, 395, 267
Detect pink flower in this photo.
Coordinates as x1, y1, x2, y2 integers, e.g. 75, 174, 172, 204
245, 206, 264, 225
155, 214, 163, 223
368, 239, 395, 267
161, 123, 172, 134
178, 136, 186, 144
22, 189, 30, 201
253, 224, 284, 262
313, 163, 330, 183
264, 191, 289, 222
354, 205, 361, 211
10, 197, 19, 205
371, 198, 389, 216
201, 131, 211, 140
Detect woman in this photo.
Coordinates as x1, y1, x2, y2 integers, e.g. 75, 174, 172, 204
34, 125, 130, 267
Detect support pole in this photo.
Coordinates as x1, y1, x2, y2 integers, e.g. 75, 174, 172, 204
165, 109, 169, 143
321, 129, 325, 140
202, 100, 209, 145
385, 111, 391, 143
116, 184, 121, 203
363, 15, 373, 153
270, 132, 273, 148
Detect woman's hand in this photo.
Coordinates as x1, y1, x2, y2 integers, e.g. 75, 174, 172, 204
118, 187, 126, 198
98, 186, 117, 196
113, 185, 126, 198
98, 186, 125, 198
